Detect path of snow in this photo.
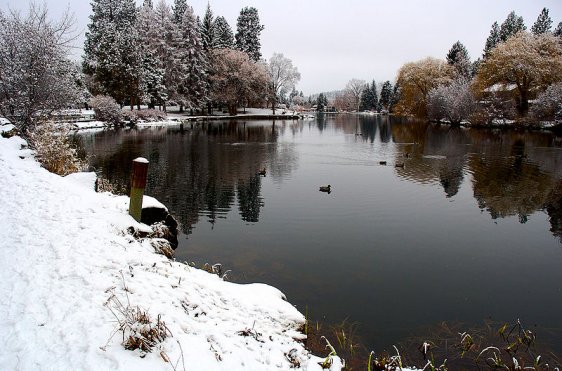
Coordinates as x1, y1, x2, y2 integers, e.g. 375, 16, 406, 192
0, 133, 341, 370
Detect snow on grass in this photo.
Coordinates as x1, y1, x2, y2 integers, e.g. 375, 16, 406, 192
0, 135, 341, 370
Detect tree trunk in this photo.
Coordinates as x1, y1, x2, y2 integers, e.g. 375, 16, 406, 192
272, 99, 276, 115
179, 104, 184, 113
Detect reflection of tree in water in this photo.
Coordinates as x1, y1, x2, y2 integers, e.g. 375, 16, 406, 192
544, 180, 562, 243
237, 174, 264, 223
469, 142, 556, 223
76, 122, 298, 235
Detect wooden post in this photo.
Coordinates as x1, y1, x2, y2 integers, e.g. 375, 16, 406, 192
129, 157, 149, 222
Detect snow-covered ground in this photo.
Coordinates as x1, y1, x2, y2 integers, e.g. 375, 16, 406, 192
0, 131, 341, 370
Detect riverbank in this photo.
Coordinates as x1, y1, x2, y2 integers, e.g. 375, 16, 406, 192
0, 131, 341, 370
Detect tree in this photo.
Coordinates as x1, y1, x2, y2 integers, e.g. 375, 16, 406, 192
359, 80, 379, 111
83, 0, 141, 107
176, 5, 208, 111
266, 53, 301, 114
395, 57, 454, 118
0, 4, 80, 132
316, 93, 328, 111
475, 32, 562, 113
483, 21, 501, 58
530, 82, 562, 122
379, 81, 393, 111
446, 41, 471, 78
235, 7, 264, 61
172, 0, 187, 24
200, 3, 214, 52
345, 79, 366, 112
553, 22, 562, 37
213, 16, 234, 49
499, 11, 526, 42
531, 8, 552, 35
427, 78, 476, 125
210, 48, 268, 115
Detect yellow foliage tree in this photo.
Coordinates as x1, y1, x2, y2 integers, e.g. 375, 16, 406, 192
394, 57, 454, 118
475, 31, 562, 113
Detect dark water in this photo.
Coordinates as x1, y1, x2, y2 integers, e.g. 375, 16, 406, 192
76, 114, 562, 356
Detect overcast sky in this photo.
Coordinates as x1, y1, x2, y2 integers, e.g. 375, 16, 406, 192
1, 0, 561, 95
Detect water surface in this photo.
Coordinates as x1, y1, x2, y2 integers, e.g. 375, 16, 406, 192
77, 114, 562, 355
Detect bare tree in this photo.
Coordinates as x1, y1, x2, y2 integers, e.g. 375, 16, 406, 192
345, 78, 366, 112
427, 78, 476, 125
0, 3, 80, 132
266, 53, 301, 114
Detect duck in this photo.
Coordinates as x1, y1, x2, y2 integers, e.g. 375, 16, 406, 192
379, 161, 387, 165
319, 185, 331, 193
257, 168, 266, 176
395, 162, 405, 168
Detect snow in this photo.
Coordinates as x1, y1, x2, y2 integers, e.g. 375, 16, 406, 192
0, 135, 342, 370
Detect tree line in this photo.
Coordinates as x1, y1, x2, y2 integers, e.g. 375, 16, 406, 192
314, 8, 562, 126
0, 1, 301, 132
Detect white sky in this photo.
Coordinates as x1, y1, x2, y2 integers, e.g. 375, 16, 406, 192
1, 0, 561, 95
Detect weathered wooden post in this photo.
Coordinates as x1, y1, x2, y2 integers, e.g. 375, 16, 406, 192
129, 157, 149, 222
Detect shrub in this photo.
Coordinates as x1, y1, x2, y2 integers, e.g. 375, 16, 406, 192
530, 82, 562, 122
89, 95, 123, 126
427, 78, 476, 125
28, 121, 88, 176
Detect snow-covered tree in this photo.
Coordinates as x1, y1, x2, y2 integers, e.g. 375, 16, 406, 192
530, 82, 562, 122
172, 0, 187, 24
176, 5, 208, 111
483, 21, 501, 58
499, 11, 526, 42
427, 78, 475, 125
0, 4, 80, 132
200, 3, 215, 52
475, 32, 562, 113
210, 48, 268, 115
266, 53, 301, 114
531, 8, 552, 35
379, 81, 393, 111
360, 80, 379, 111
143, 0, 153, 9
213, 16, 234, 49
446, 41, 471, 78
235, 7, 264, 62
555, 22, 562, 37
345, 79, 366, 112
83, 0, 141, 107
395, 57, 454, 118
316, 93, 328, 111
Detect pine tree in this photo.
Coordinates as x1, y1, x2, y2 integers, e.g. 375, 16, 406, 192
235, 7, 264, 61
201, 3, 214, 52
483, 21, 500, 58
371, 80, 380, 111
177, 5, 208, 110
379, 81, 393, 110
531, 8, 553, 35
555, 22, 562, 37
446, 41, 471, 78
359, 84, 371, 111
213, 16, 234, 49
499, 11, 526, 42
83, 0, 141, 106
172, 0, 187, 24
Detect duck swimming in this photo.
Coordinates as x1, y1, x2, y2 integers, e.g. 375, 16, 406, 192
319, 185, 331, 192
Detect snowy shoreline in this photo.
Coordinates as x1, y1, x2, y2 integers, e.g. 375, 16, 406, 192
0, 132, 341, 370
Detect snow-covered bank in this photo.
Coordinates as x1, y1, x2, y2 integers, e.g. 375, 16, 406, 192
0, 134, 341, 370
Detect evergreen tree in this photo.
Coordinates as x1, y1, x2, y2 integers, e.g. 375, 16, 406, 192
483, 21, 500, 58
143, 0, 153, 9
446, 41, 471, 78
83, 0, 141, 106
172, 0, 187, 24
177, 5, 208, 110
531, 8, 553, 35
371, 80, 381, 111
499, 11, 526, 42
359, 83, 372, 111
235, 7, 264, 61
201, 3, 214, 52
316, 93, 328, 111
213, 16, 234, 49
555, 22, 562, 37
379, 81, 393, 110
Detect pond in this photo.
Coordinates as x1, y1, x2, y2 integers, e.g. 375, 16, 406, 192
76, 114, 562, 358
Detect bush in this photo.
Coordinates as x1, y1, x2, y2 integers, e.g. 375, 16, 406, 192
122, 109, 167, 125
427, 78, 475, 125
530, 82, 562, 122
89, 95, 123, 126
27, 122, 88, 176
